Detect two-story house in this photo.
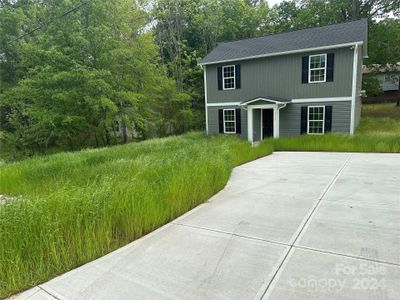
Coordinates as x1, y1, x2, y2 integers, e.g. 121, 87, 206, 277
200, 19, 368, 143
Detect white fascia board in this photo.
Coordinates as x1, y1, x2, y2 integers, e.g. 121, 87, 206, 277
208, 97, 352, 106
291, 97, 352, 103
207, 102, 242, 107
199, 42, 363, 66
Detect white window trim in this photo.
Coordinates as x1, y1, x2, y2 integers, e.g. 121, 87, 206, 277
307, 106, 325, 135
222, 65, 236, 90
223, 109, 236, 134
308, 53, 327, 83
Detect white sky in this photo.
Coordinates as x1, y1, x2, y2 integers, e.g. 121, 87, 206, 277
267, 0, 285, 7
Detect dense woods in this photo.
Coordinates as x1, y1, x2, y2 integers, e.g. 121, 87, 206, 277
0, 0, 399, 159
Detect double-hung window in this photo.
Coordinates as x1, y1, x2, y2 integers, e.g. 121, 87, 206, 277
223, 109, 236, 133
308, 106, 325, 134
222, 65, 235, 90
309, 54, 327, 83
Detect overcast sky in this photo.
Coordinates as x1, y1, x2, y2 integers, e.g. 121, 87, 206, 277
268, 0, 284, 7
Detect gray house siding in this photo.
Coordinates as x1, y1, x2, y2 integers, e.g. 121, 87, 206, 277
279, 101, 351, 136
207, 106, 248, 140
208, 101, 351, 141
376, 73, 400, 91
206, 47, 354, 103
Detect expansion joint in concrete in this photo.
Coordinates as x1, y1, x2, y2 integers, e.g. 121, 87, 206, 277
38, 286, 61, 300
259, 154, 353, 299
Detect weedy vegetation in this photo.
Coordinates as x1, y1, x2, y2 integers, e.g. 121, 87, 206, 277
0, 133, 272, 298
0, 103, 399, 298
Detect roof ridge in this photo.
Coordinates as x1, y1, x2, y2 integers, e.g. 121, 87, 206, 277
218, 18, 367, 45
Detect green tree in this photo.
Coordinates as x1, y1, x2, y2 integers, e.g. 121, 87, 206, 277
362, 74, 384, 96
0, 0, 192, 158
270, 0, 399, 33
367, 19, 400, 64
153, 0, 273, 131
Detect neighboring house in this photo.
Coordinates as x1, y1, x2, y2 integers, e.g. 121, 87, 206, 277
200, 19, 368, 142
362, 63, 400, 103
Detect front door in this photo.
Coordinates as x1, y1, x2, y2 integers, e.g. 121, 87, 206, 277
262, 109, 274, 139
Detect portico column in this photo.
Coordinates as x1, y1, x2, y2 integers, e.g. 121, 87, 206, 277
247, 108, 253, 143
274, 107, 279, 138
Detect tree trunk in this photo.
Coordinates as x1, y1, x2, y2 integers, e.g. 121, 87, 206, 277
69, 138, 74, 151
351, 0, 360, 20
104, 128, 111, 145
122, 122, 128, 143
94, 133, 99, 148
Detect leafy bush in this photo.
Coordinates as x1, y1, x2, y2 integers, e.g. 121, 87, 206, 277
362, 74, 383, 97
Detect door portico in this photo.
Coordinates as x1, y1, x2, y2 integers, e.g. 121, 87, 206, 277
240, 97, 289, 143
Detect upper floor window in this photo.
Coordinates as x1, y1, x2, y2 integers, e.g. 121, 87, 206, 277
223, 109, 236, 133
309, 54, 327, 83
217, 65, 241, 90
223, 65, 235, 90
307, 106, 325, 135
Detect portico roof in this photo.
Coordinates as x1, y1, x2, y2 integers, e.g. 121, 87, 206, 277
240, 96, 291, 106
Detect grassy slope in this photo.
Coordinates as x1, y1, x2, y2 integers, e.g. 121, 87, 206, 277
0, 133, 272, 298
0, 103, 398, 298
273, 103, 400, 152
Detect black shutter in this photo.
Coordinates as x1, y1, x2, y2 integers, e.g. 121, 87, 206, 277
217, 67, 222, 90
235, 108, 241, 134
326, 53, 334, 82
235, 65, 241, 89
218, 109, 224, 133
300, 106, 308, 134
302, 56, 309, 84
325, 106, 332, 132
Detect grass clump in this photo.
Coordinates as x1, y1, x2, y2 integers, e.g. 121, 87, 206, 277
0, 132, 272, 298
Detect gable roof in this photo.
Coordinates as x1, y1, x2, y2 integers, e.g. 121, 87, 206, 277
240, 96, 291, 105
201, 19, 368, 65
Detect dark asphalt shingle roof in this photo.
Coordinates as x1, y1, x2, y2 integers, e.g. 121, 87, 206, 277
201, 19, 367, 65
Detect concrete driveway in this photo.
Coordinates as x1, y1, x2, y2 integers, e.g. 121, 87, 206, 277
14, 152, 400, 300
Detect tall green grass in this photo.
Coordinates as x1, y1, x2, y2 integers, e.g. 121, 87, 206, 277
272, 132, 400, 153
0, 132, 273, 298
1, 104, 398, 298
273, 103, 400, 153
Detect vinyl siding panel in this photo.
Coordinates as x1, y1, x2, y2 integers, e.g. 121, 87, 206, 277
376, 73, 400, 91
206, 47, 354, 103
207, 102, 351, 139
207, 106, 248, 140
279, 101, 351, 136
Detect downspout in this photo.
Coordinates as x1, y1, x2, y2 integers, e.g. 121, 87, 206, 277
277, 103, 287, 138
201, 64, 209, 134
350, 44, 358, 135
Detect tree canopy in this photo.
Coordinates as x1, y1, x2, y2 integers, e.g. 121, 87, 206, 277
0, 0, 398, 159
